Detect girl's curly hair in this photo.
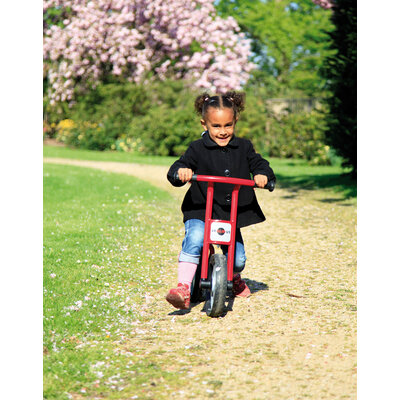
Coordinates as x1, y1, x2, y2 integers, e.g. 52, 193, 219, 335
194, 91, 246, 118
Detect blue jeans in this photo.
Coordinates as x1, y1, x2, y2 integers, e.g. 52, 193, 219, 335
179, 219, 246, 273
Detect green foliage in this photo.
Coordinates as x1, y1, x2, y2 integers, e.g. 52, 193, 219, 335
321, 0, 357, 175
127, 80, 202, 156
217, 0, 334, 97
55, 120, 117, 151
51, 82, 151, 150
259, 109, 331, 165
128, 81, 202, 156
233, 86, 332, 165
71, 82, 151, 134
43, 5, 72, 29
47, 78, 332, 164
128, 105, 200, 156
235, 90, 268, 140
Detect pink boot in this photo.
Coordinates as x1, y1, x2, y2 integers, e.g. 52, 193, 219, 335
232, 274, 251, 297
166, 283, 191, 309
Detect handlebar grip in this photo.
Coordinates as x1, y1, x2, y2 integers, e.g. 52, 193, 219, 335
255, 179, 275, 191
265, 179, 275, 192
173, 171, 197, 183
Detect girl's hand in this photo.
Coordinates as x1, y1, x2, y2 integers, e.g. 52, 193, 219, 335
178, 168, 193, 183
254, 174, 268, 188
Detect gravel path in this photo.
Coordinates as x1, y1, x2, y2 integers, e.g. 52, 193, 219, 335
44, 157, 357, 399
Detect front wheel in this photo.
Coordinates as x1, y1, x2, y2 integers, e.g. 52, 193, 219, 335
205, 254, 227, 317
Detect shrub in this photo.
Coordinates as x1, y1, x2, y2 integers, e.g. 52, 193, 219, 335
50, 82, 151, 151
234, 92, 268, 141
128, 104, 200, 156
71, 82, 151, 130
46, 79, 332, 164
55, 119, 76, 142
43, 121, 57, 139
126, 80, 204, 156
55, 119, 116, 151
259, 109, 331, 165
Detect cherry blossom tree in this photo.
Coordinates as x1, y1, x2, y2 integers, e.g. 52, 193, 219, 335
43, 0, 254, 105
312, 0, 335, 9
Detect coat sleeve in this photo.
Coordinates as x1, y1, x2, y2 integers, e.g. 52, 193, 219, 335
167, 143, 198, 187
246, 140, 276, 182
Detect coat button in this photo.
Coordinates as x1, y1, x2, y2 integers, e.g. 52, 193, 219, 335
224, 169, 231, 176
225, 194, 231, 203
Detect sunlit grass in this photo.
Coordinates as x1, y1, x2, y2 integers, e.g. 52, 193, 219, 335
43, 145, 175, 166
43, 164, 185, 399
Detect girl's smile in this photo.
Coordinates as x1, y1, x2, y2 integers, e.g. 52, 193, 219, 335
201, 108, 237, 147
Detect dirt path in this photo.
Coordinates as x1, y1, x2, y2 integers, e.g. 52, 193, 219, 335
45, 157, 357, 399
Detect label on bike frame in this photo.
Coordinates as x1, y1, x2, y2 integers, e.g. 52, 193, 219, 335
210, 222, 232, 243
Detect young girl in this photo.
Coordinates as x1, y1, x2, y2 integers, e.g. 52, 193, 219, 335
166, 91, 275, 310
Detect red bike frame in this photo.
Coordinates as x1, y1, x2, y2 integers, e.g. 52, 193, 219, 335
193, 175, 258, 290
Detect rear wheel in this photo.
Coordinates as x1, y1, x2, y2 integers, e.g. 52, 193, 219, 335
205, 254, 227, 317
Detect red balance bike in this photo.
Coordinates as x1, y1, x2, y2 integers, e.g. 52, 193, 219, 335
176, 173, 275, 317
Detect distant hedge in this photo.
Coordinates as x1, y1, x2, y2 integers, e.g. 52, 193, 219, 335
44, 80, 333, 165
260, 109, 331, 165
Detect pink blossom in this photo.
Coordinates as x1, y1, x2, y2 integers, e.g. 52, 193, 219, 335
43, 0, 254, 103
312, 0, 335, 9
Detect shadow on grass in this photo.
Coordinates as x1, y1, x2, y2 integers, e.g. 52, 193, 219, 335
243, 279, 269, 294
168, 309, 191, 316
167, 298, 206, 315
275, 171, 357, 202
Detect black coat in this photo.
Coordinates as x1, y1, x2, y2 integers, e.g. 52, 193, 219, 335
167, 132, 276, 228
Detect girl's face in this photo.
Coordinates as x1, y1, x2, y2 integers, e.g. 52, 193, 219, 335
201, 107, 237, 147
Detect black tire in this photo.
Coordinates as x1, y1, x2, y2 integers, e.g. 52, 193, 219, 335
205, 254, 227, 317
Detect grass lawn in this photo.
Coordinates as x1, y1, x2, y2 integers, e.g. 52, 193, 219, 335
44, 145, 356, 200
43, 164, 185, 399
43, 145, 175, 166
271, 158, 356, 199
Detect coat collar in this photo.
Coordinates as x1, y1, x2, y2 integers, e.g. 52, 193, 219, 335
201, 131, 239, 148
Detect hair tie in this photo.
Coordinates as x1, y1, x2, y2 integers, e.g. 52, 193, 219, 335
204, 96, 209, 102
223, 95, 234, 104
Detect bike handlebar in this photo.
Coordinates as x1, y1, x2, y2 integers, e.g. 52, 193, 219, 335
173, 172, 275, 192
